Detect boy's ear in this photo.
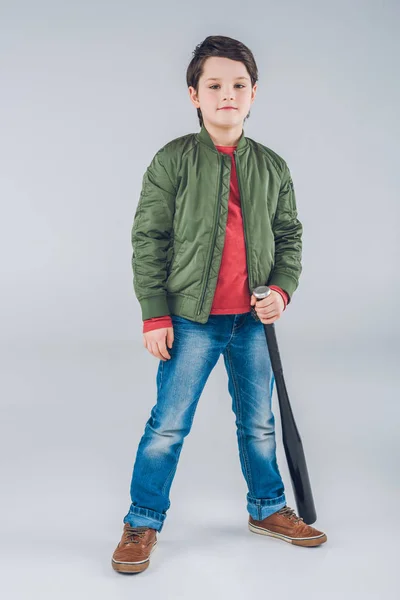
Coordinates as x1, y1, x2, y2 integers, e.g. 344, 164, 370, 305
188, 86, 200, 108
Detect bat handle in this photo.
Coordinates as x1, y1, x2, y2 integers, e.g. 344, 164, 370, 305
251, 285, 283, 374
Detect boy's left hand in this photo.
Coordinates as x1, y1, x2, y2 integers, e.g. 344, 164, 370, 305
250, 290, 284, 324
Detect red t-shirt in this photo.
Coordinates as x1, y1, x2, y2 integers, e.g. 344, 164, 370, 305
142, 144, 288, 333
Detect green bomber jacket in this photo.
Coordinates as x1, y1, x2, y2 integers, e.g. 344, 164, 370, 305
131, 124, 303, 324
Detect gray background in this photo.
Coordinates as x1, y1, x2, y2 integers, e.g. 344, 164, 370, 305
1, 0, 399, 598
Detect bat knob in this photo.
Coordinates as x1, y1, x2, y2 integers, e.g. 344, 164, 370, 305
251, 286, 271, 321
252, 285, 272, 300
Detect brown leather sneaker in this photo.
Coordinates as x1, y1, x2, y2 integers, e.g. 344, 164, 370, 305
111, 523, 158, 573
248, 505, 327, 547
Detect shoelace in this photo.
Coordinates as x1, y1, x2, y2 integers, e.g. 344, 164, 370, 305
124, 525, 150, 544
277, 506, 304, 524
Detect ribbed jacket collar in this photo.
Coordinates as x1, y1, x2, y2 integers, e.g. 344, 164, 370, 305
196, 123, 248, 153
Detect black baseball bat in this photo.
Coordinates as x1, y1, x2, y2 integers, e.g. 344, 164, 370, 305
252, 285, 317, 524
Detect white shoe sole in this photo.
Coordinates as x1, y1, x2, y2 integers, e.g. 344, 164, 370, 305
248, 521, 327, 546
112, 540, 158, 573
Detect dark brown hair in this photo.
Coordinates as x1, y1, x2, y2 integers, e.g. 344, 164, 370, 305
186, 35, 258, 128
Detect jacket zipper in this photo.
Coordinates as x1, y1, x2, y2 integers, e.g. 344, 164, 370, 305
234, 150, 252, 294
197, 153, 224, 315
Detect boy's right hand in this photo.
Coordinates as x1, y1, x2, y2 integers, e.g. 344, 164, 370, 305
142, 327, 174, 361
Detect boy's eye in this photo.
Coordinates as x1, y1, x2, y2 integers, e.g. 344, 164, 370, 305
209, 84, 245, 89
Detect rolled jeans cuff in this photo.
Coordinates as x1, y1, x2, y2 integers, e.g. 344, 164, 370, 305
123, 504, 166, 532
247, 492, 287, 520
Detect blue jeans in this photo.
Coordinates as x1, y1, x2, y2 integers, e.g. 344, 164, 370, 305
123, 312, 286, 532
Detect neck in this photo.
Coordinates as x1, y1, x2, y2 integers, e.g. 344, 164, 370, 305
202, 121, 243, 147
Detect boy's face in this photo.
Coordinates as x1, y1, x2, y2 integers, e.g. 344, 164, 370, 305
189, 56, 257, 131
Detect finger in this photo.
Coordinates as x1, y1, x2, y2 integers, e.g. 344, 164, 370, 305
258, 307, 277, 318
260, 310, 278, 321
261, 315, 277, 324
158, 341, 171, 360
150, 341, 166, 361
166, 328, 174, 348
257, 297, 274, 308
261, 311, 281, 323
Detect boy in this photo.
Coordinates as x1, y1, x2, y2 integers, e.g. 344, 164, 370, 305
112, 35, 327, 574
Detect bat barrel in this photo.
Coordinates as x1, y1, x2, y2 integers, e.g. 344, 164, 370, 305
265, 323, 317, 525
